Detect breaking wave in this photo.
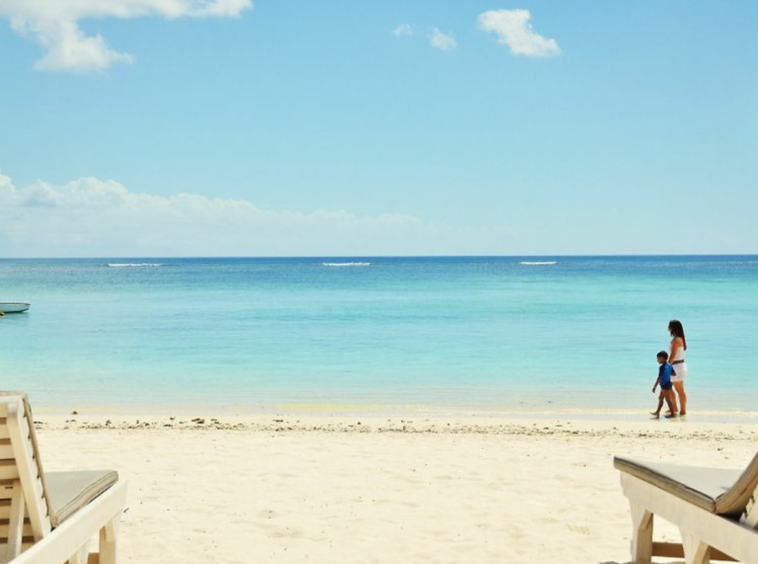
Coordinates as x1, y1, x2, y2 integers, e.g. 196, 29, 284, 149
106, 263, 164, 268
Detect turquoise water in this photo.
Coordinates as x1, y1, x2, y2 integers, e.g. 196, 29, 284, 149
1, 256, 757, 413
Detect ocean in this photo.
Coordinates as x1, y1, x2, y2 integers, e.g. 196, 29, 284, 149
1, 256, 757, 416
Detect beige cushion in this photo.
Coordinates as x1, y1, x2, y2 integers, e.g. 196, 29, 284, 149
614, 455, 758, 516
45, 470, 119, 527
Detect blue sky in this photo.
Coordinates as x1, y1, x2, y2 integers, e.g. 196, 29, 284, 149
0, 1, 757, 256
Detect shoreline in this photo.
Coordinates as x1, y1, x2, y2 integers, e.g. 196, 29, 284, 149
30, 402, 758, 425
33, 411, 758, 435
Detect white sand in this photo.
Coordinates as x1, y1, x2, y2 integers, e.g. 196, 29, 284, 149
33, 415, 758, 564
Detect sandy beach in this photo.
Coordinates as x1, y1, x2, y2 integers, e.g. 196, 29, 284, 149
31, 413, 758, 564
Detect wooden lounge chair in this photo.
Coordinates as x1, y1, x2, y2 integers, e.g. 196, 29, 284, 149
0, 393, 127, 564
614, 454, 758, 564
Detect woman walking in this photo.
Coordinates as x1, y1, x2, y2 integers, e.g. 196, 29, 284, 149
668, 319, 688, 417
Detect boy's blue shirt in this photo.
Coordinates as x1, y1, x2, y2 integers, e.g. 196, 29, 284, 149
659, 362, 673, 386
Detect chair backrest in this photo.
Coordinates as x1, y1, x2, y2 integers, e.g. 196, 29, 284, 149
0, 393, 52, 560
722, 451, 758, 527
712, 451, 758, 517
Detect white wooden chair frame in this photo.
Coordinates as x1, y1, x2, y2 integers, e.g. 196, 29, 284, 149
620, 472, 758, 564
1, 395, 127, 564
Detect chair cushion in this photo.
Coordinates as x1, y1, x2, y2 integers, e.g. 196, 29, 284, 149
45, 470, 119, 527
614, 457, 749, 515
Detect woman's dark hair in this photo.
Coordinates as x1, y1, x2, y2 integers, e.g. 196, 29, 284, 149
668, 319, 687, 350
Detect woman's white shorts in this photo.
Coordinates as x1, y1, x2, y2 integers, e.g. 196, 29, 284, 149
670, 362, 687, 383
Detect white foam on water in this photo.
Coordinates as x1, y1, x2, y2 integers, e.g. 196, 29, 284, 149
520, 261, 557, 266
106, 263, 164, 268
322, 262, 371, 267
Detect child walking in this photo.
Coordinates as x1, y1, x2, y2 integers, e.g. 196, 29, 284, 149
651, 350, 676, 419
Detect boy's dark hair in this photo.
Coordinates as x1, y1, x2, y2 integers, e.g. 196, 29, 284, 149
657, 350, 669, 360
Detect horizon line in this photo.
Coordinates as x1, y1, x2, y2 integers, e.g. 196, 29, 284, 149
1, 253, 757, 260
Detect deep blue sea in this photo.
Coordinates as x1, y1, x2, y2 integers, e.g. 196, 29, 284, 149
1, 256, 757, 415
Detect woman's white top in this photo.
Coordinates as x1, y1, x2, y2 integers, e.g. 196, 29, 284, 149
670, 343, 686, 362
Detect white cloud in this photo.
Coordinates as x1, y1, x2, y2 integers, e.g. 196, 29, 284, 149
0, 169, 454, 257
392, 23, 413, 38
478, 9, 560, 58
192, 0, 251, 17
429, 28, 456, 52
29, 20, 135, 72
0, 0, 253, 72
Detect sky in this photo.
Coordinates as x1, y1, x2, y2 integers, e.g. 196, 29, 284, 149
0, 0, 757, 257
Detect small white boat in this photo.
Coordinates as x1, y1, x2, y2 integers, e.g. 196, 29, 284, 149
0, 302, 30, 314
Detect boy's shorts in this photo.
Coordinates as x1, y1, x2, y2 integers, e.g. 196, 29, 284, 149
660, 382, 672, 391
